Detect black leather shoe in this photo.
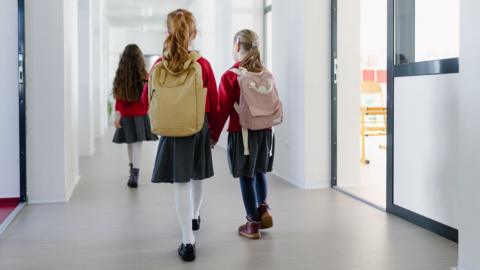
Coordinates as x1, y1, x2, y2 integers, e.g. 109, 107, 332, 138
178, 243, 195, 262
192, 216, 201, 231
127, 168, 139, 188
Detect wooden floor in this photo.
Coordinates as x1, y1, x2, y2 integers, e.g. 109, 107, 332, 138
0, 131, 458, 270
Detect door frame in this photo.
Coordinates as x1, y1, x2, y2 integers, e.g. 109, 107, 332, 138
330, 0, 458, 242
18, 0, 27, 202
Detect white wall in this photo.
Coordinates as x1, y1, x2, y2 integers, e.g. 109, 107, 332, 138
78, 0, 95, 156
64, 0, 81, 200
303, 0, 331, 188
270, 0, 306, 187
459, 0, 480, 269
394, 74, 459, 228
336, 0, 361, 187
270, 0, 331, 189
0, 0, 20, 198
26, 0, 80, 203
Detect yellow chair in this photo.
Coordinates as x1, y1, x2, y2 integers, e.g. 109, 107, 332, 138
360, 81, 387, 164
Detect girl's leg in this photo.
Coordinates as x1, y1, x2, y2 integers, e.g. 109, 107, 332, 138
239, 177, 259, 220
238, 176, 261, 239
131, 142, 143, 169
127, 142, 142, 188
127, 144, 134, 164
191, 180, 203, 220
255, 173, 273, 229
254, 172, 268, 205
175, 182, 195, 244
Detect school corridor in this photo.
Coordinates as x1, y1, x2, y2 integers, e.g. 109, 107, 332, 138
1, 0, 480, 269
0, 129, 458, 270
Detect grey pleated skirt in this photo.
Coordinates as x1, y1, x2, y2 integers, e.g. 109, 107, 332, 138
112, 115, 158, 144
151, 117, 214, 183
228, 129, 275, 178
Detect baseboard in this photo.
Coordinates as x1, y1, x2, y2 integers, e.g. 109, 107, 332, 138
28, 197, 68, 204
214, 145, 328, 190
453, 266, 471, 270
65, 174, 81, 201
304, 181, 330, 189
270, 171, 304, 189
0, 203, 26, 235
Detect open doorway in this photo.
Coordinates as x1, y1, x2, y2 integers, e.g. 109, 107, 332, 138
332, 0, 387, 209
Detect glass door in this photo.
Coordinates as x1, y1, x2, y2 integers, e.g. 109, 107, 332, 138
331, 0, 459, 242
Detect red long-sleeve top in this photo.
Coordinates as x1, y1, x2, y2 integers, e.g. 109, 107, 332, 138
210, 62, 243, 141
115, 92, 149, 117
141, 56, 218, 137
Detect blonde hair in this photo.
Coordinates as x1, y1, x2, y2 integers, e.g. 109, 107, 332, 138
234, 29, 264, 73
163, 9, 197, 73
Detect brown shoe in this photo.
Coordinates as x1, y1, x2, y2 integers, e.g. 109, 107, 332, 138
238, 218, 261, 239
258, 203, 273, 229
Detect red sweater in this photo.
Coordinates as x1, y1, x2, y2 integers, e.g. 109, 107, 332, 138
141, 56, 218, 136
115, 93, 148, 117
210, 62, 243, 141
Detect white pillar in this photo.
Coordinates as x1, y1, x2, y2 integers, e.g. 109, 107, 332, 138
303, 0, 331, 188
91, 0, 106, 138
458, 0, 480, 269
78, 0, 95, 156
26, 0, 80, 203
102, 8, 111, 127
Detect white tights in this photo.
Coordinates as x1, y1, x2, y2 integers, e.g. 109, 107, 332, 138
127, 142, 143, 169
174, 180, 204, 244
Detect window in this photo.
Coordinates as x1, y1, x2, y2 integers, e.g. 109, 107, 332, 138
394, 0, 459, 65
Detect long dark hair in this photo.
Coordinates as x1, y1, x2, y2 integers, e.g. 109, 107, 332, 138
112, 44, 148, 102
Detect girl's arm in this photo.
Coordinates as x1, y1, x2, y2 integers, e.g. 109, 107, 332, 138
204, 62, 218, 138
210, 72, 235, 142
198, 58, 218, 139
141, 82, 149, 107
114, 99, 122, 128
143, 58, 162, 107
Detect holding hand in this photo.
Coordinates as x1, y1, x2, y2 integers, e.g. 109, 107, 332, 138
209, 137, 217, 149
114, 111, 122, 129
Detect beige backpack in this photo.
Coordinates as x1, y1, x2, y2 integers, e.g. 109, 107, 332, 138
148, 52, 206, 137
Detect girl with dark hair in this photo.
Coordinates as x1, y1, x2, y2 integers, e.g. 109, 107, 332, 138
112, 44, 158, 188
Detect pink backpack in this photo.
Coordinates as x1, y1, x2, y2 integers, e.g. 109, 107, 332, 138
231, 68, 283, 130
231, 67, 283, 155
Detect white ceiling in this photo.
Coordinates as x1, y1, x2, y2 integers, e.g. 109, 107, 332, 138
106, 0, 194, 30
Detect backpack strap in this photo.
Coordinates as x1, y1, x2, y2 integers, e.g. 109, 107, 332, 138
270, 128, 274, 157
189, 51, 202, 62
229, 67, 248, 76
241, 128, 250, 156
229, 68, 241, 75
